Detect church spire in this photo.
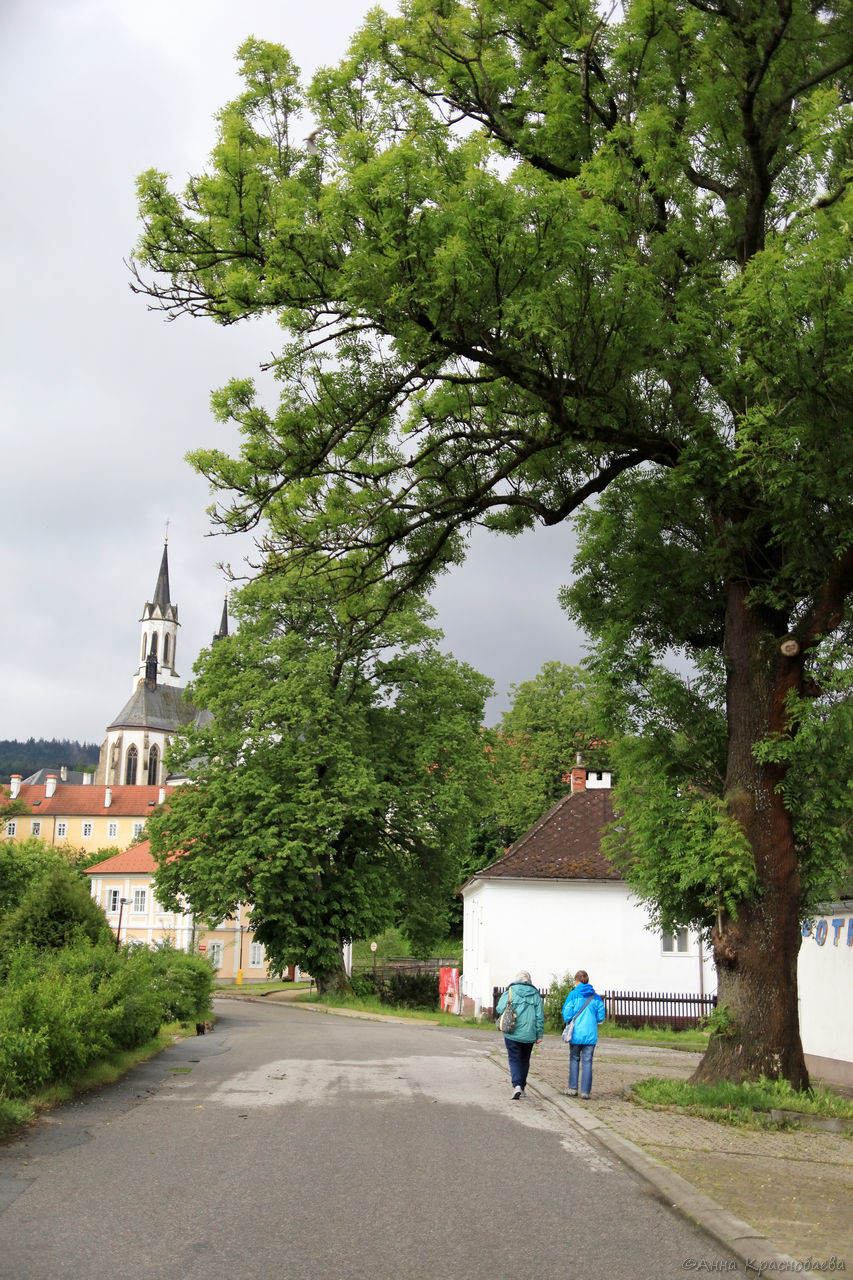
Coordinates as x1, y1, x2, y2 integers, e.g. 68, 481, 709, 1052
134, 541, 181, 690
213, 595, 229, 644
152, 541, 171, 611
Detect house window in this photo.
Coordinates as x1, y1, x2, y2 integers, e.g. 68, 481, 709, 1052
108, 821, 118, 840
82, 821, 93, 838
56, 821, 67, 838
206, 941, 224, 969
132, 888, 147, 914
125, 745, 138, 785
5, 820, 16, 837
107, 888, 120, 913
147, 744, 159, 786
31, 820, 41, 836
249, 941, 265, 968
662, 927, 690, 954
132, 821, 145, 840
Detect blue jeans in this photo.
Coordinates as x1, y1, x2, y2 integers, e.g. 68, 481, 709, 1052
504, 1037, 534, 1089
569, 1042, 595, 1095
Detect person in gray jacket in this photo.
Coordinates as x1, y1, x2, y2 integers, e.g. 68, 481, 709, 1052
495, 970, 544, 1099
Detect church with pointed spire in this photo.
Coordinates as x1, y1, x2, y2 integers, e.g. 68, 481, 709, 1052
95, 543, 226, 787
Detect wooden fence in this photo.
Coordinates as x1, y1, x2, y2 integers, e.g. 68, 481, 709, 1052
492, 985, 716, 1029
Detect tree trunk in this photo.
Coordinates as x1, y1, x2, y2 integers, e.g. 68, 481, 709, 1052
691, 583, 809, 1088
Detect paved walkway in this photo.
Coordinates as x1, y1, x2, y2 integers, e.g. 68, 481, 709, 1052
525, 1037, 853, 1268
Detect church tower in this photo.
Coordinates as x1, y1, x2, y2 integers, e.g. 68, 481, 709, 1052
95, 543, 218, 787
134, 542, 181, 689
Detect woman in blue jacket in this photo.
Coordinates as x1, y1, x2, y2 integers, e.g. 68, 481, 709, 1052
561, 969, 606, 1099
495, 970, 544, 1100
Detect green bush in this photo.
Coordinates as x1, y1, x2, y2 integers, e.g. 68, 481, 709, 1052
148, 943, 214, 1023
543, 972, 575, 1032
382, 970, 440, 1009
0, 937, 214, 1098
0, 864, 112, 968
349, 972, 379, 999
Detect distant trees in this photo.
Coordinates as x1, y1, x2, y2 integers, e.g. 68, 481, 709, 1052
0, 739, 99, 783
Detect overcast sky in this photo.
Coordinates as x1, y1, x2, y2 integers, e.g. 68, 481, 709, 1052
0, 0, 587, 746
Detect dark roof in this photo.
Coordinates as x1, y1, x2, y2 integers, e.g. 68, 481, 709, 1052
469, 788, 622, 885
106, 683, 198, 733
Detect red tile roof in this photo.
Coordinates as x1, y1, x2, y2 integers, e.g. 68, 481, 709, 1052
3, 784, 175, 817
469, 788, 622, 885
84, 840, 157, 875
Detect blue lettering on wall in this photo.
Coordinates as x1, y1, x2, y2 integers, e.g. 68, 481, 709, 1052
815, 919, 828, 946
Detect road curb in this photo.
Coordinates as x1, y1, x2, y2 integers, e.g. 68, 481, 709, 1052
525, 1069, 798, 1269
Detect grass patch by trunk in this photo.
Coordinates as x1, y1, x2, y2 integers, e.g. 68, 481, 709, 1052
631, 1075, 853, 1128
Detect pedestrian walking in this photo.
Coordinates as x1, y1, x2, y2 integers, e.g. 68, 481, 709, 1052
495, 969, 544, 1099
561, 969, 606, 1099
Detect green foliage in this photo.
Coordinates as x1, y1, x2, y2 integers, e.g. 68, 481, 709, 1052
148, 570, 492, 991
0, 739, 99, 782
0, 939, 213, 1098
382, 969, 440, 1009
632, 1076, 853, 1127
131, 7, 853, 1081
0, 863, 113, 966
543, 972, 574, 1033
483, 662, 610, 851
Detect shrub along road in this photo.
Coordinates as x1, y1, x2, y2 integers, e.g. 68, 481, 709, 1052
0, 998, 741, 1279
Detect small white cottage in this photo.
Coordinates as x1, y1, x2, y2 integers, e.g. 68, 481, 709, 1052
460, 763, 715, 1017
461, 762, 853, 1089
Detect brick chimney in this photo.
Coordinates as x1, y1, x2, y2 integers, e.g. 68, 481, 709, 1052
570, 753, 587, 793
45, 774, 57, 798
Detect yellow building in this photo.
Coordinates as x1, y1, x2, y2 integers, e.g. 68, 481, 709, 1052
84, 841, 282, 983
3, 774, 175, 853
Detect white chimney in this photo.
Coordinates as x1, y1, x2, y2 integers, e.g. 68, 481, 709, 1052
60, 765, 68, 782
9, 775, 21, 799
158, 787, 166, 806
45, 774, 57, 798
83, 774, 92, 785
104, 787, 112, 809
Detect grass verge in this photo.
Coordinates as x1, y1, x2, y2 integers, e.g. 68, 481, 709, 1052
0, 1020, 200, 1143
631, 1075, 853, 1128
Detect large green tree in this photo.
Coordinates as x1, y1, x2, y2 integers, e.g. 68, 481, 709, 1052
147, 572, 492, 991
132, 4, 853, 1082
484, 661, 607, 851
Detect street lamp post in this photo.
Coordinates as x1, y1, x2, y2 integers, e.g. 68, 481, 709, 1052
115, 897, 132, 950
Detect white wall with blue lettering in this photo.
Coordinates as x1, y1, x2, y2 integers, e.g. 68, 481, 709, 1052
798, 902, 853, 1075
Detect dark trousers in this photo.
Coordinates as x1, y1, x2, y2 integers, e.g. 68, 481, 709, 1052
504, 1037, 534, 1089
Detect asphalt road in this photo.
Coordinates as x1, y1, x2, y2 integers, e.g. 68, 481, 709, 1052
0, 1000, 738, 1279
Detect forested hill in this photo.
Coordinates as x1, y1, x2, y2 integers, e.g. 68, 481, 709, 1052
0, 739, 100, 785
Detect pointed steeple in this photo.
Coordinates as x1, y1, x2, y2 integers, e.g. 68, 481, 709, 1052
152, 542, 171, 611
213, 595, 229, 644
134, 542, 181, 690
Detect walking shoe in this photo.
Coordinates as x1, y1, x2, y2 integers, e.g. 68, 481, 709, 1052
580, 1093, 590, 1099
512, 1085, 522, 1100
564, 1089, 577, 1097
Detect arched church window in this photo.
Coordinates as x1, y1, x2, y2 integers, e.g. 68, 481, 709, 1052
125, 745, 138, 785
164, 635, 170, 664
151, 632, 159, 659
141, 634, 148, 661
147, 744, 159, 786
